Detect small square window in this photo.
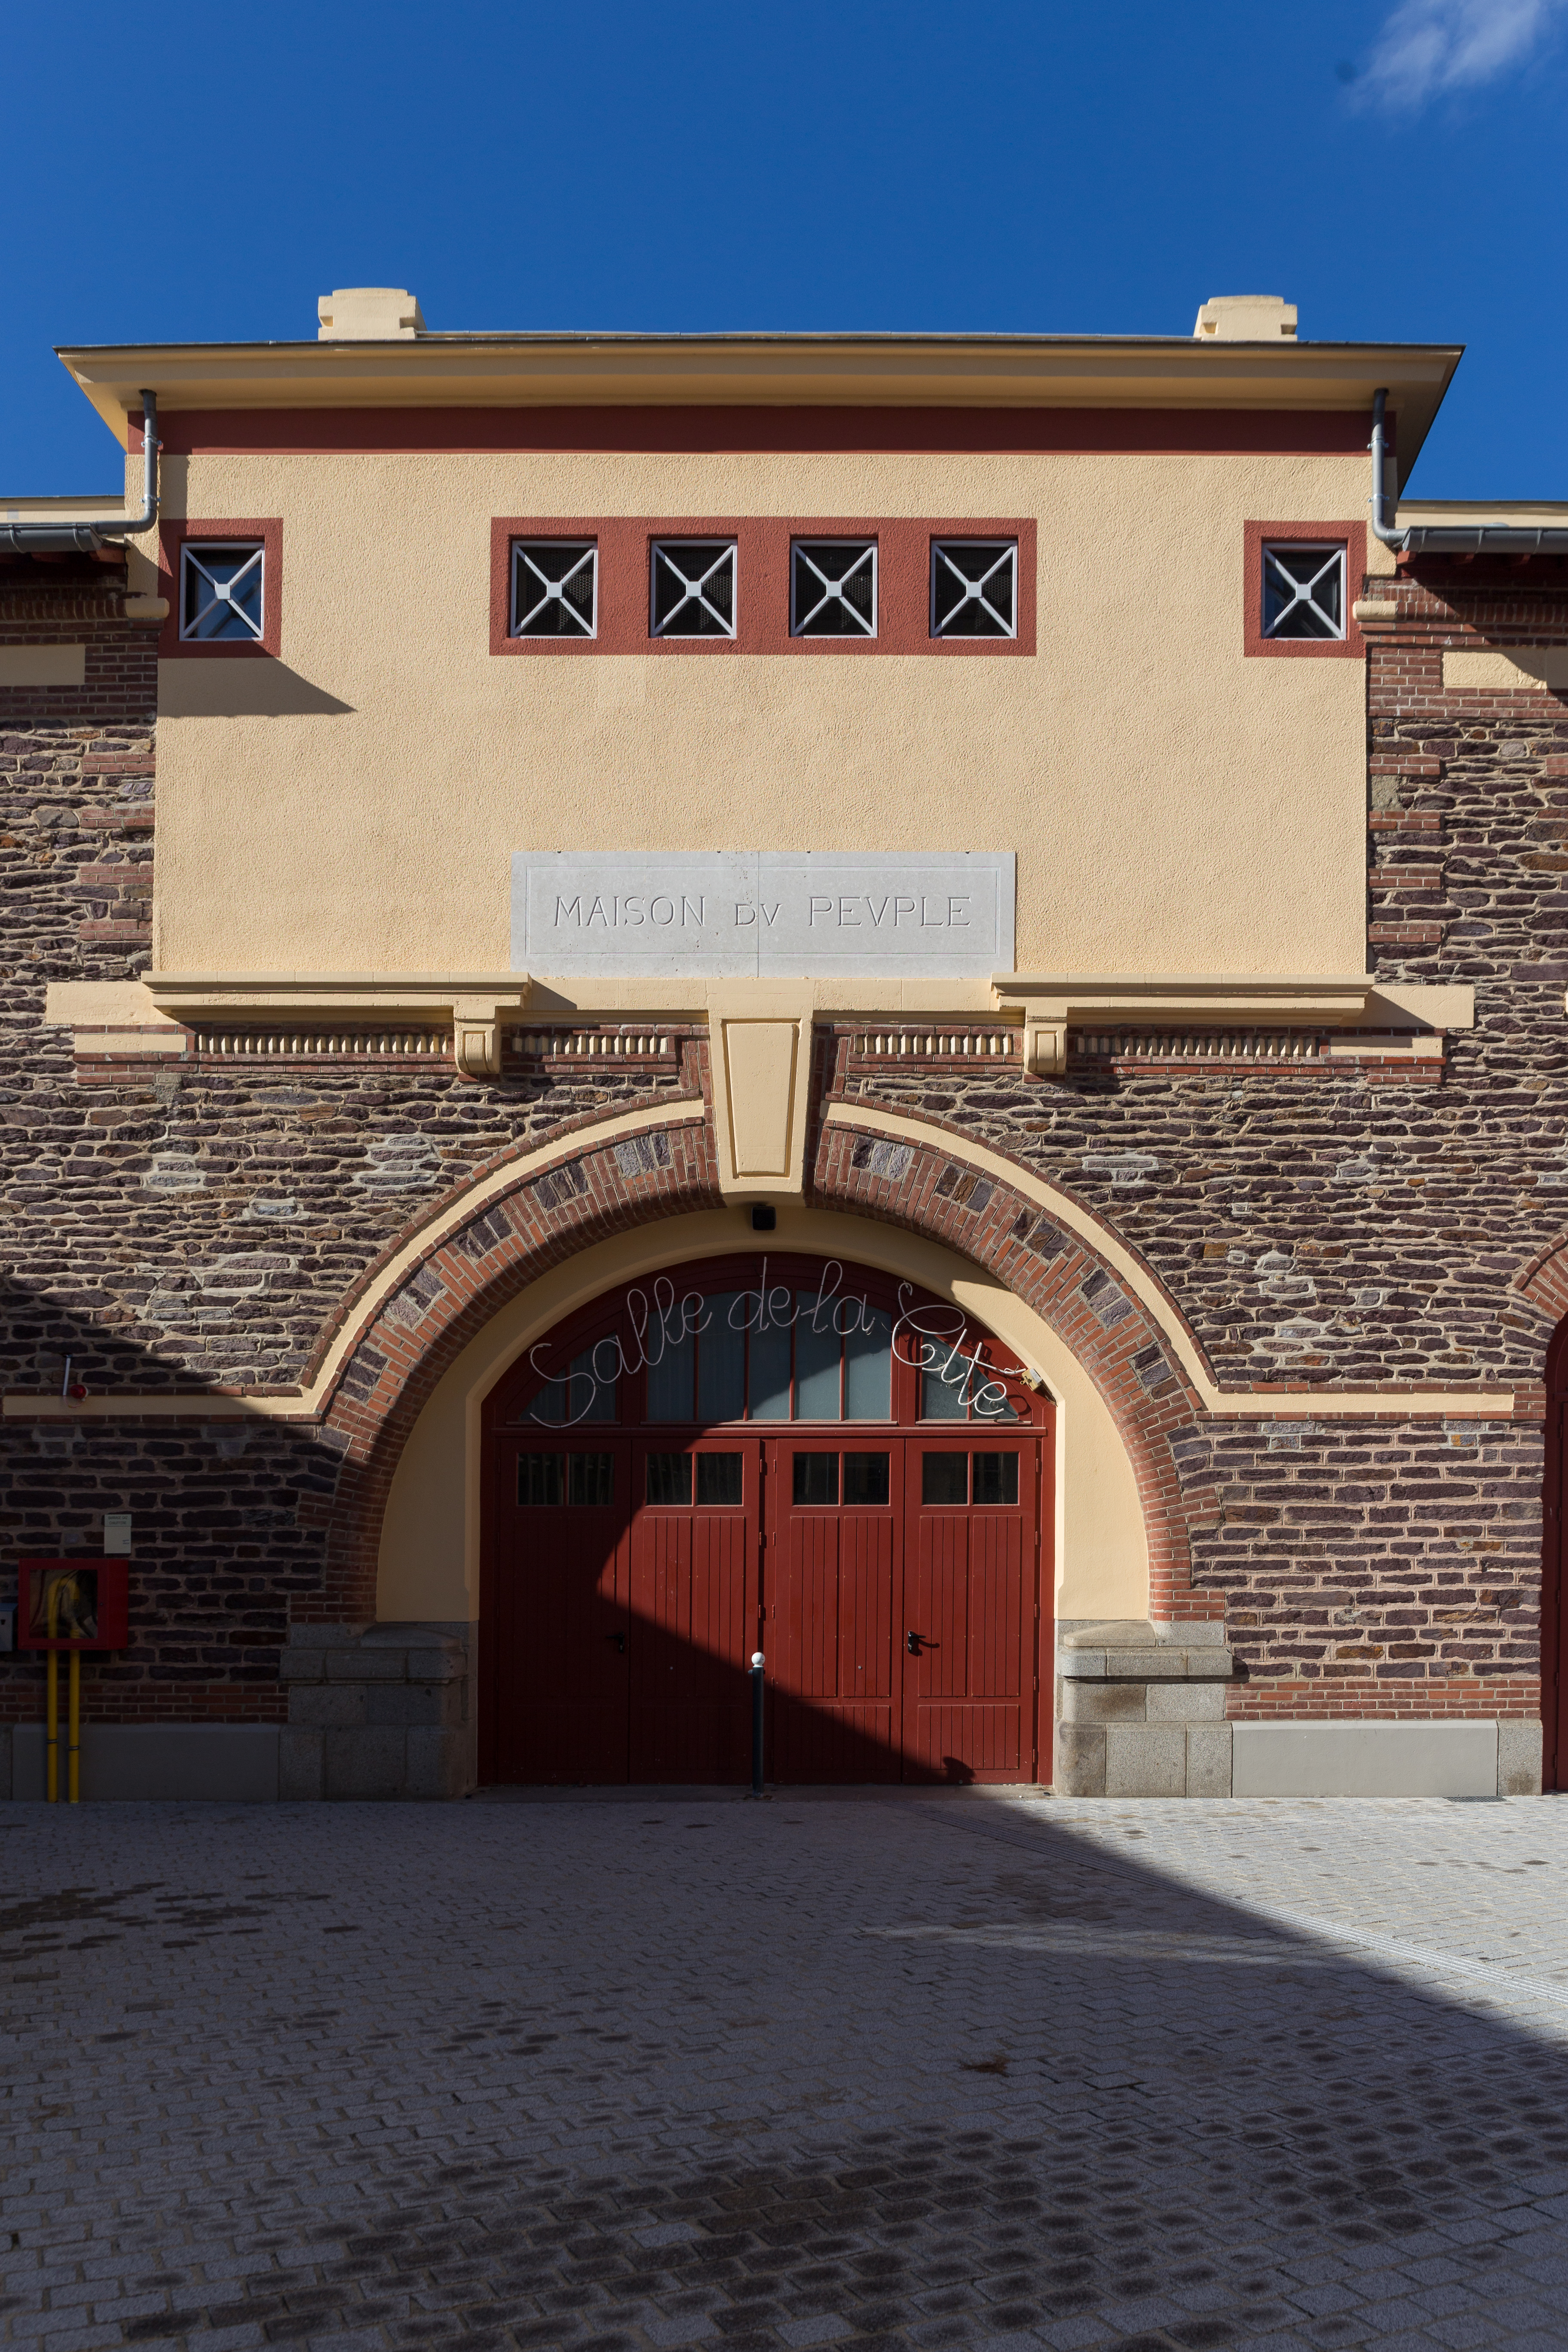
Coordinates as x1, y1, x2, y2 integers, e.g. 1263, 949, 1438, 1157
696, 1452, 744, 1507
931, 539, 1016, 639
971, 1452, 1019, 1506
645, 1452, 693, 1506
567, 1453, 615, 1507
842, 1452, 890, 1506
512, 539, 597, 638
651, 539, 736, 638
921, 1452, 969, 1506
180, 542, 264, 642
1262, 543, 1345, 640
518, 1453, 564, 1507
791, 539, 876, 637
793, 1452, 839, 1506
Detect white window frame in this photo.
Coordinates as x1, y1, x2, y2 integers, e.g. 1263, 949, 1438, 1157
510, 539, 599, 639
1261, 542, 1347, 642
930, 539, 1017, 640
178, 541, 265, 643
790, 538, 878, 638
649, 539, 738, 639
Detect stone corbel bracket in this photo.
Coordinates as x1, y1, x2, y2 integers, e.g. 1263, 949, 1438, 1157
452, 995, 523, 1079
144, 973, 532, 1075
706, 988, 815, 1200
991, 971, 1442, 1080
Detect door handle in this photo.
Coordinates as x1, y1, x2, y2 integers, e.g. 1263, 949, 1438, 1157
607, 1632, 626, 1655
906, 1630, 923, 1656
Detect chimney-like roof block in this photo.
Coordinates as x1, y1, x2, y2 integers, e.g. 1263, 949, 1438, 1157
317, 288, 426, 342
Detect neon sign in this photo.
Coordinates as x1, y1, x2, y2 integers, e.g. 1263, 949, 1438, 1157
524, 1260, 1025, 1427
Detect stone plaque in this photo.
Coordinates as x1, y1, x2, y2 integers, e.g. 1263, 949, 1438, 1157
511, 852, 1014, 979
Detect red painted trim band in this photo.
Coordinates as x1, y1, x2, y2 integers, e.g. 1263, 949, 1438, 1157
144, 405, 1379, 459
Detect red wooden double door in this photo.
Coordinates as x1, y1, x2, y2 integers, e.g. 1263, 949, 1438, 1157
480, 1255, 1051, 1786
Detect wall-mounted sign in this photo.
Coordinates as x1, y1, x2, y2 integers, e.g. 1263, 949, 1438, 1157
511, 851, 1015, 979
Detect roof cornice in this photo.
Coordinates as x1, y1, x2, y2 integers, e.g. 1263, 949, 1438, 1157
56, 332, 1463, 467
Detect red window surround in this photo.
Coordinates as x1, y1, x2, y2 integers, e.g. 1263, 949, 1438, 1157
1243, 519, 1366, 660
156, 518, 284, 660
488, 517, 1037, 657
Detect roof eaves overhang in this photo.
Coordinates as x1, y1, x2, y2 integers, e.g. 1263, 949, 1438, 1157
55, 331, 1463, 467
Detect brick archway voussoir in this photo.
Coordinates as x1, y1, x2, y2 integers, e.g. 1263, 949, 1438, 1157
811, 1112, 1217, 1624
312, 1101, 1218, 1623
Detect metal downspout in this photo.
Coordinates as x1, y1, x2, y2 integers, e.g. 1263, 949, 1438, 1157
1369, 388, 1407, 554
0, 391, 159, 555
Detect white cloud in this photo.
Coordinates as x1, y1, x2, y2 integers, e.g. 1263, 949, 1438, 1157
1358, 0, 1565, 107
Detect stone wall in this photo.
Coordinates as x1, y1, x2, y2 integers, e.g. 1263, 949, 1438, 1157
2, 558, 1565, 1791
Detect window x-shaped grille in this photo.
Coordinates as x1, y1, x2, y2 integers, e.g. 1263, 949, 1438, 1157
179, 543, 265, 642
1262, 543, 1345, 640
512, 539, 597, 637
650, 539, 736, 638
931, 539, 1017, 639
791, 539, 876, 637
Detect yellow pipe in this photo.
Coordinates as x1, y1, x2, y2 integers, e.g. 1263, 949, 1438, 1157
46, 1650, 58, 1804
67, 1651, 80, 1804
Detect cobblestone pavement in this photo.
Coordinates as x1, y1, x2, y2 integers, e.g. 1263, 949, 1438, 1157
6, 1792, 1568, 2352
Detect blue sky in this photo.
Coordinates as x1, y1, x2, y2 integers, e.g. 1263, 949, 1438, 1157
5, 0, 1566, 499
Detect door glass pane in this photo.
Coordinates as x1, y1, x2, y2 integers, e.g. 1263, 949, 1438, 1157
921, 1451, 968, 1506
518, 1453, 564, 1506
646, 1323, 695, 1422
645, 1452, 692, 1506
533, 1344, 616, 1425
794, 1293, 841, 1419
844, 1308, 891, 1420
842, 1451, 890, 1506
749, 1318, 792, 1421
921, 1361, 968, 1419
973, 1379, 1020, 1422
793, 1451, 839, 1506
696, 1452, 744, 1506
568, 1453, 615, 1507
972, 1452, 1019, 1506
698, 1295, 745, 1423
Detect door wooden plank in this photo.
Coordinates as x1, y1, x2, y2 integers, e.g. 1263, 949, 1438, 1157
629, 1447, 753, 1783
490, 1441, 630, 1786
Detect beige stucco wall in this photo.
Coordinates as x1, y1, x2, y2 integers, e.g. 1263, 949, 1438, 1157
135, 441, 1376, 982
375, 1204, 1148, 1627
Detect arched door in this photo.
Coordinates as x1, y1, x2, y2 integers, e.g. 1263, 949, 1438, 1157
480, 1253, 1053, 1786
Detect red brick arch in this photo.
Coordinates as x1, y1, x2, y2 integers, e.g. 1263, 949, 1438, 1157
304, 1104, 1222, 1627
1515, 1232, 1568, 1333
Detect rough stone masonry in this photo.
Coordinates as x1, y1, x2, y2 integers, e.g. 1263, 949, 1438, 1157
1, 553, 1566, 1781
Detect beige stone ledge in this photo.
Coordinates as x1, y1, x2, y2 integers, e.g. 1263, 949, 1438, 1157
992, 972, 1471, 1077
994, 970, 1471, 1027
49, 973, 1474, 1034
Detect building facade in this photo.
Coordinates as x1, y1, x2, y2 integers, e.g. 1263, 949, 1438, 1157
2, 287, 1566, 1800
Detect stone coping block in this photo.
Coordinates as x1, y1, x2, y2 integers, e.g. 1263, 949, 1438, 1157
1058, 1619, 1234, 1681
1061, 1649, 1234, 1683
1059, 1618, 1229, 1648
6, 1724, 280, 1803
287, 1621, 471, 1684
1232, 1720, 1504, 1800
1057, 1721, 1233, 1798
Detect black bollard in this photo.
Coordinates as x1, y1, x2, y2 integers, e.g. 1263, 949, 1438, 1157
750, 1649, 765, 1796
